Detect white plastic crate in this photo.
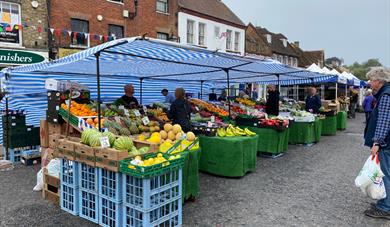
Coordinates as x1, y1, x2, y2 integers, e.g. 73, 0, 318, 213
99, 168, 122, 202
78, 163, 99, 193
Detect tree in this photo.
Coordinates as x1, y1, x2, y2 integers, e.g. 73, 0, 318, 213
347, 59, 382, 80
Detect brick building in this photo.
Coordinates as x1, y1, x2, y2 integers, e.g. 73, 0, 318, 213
290, 41, 325, 68
0, 0, 49, 68
48, 0, 179, 58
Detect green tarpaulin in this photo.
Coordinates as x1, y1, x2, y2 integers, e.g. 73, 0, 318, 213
288, 121, 315, 144
314, 117, 322, 142
337, 111, 347, 130
321, 115, 337, 136
182, 148, 201, 202
248, 127, 289, 154
199, 135, 258, 177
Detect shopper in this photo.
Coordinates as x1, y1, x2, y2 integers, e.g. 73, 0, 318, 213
305, 87, 322, 113
363, 67, 390, 219
349, 86, 359, 118
161, 89, 175, 104
265, 84, 280, 116
168, 88, 192, 132
114, 84, 139, 108
362, 89, 376, 122
218, 90, 227, 102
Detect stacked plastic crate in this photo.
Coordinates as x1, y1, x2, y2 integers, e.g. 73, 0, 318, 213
78, 162, 99, 224
60, 158, 79, 215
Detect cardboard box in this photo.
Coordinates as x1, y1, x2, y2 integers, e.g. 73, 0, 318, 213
43, 189, 60, 205
49, 134, 64, 149
75, 153, 96, 167
48, 122, 62, 134
95, 148, 129, 161
56, 139, 77, 160
95, 157, 120, 172
40, 120, 49, 147
74, 142, 94, 156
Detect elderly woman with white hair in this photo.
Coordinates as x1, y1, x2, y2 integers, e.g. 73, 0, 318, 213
364, 67, 390, 219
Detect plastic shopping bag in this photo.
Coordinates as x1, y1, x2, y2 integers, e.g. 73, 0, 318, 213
355, 155, 383, 188
355, 155, 386, 200
33, 168, 44, 191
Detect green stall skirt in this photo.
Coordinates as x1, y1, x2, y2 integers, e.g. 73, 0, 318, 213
248, 127, 289, 154
337, 111, 347, 130
314, 118, 322, 142
321, 115, 337, 136
199, 135, 258, 177
288, 121, 316, 144
182, 148, 201, 202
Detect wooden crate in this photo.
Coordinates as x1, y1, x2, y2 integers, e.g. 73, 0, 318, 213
56, 139, 77, 161
42, 168, 60, 205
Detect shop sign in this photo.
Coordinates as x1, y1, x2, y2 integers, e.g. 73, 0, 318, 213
0, 29, 19, 43
0, 49, 45, 65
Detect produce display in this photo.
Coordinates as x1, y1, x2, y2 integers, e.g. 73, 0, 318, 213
129, 153, 182, 167
190, 99, 229, 117
216, 125, 256, 137
259, 118, 289, 127
147, 108, 169, 122
61, 101, 97, 117
236, 98, 256, 107
103, 117, 160, 136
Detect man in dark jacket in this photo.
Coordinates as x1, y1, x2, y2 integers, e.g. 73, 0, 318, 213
114, 84, 139, 108
265, 85, 279, 116
363, 67, 390, 219
305, 87, 322, 113
168, 88, 192, 132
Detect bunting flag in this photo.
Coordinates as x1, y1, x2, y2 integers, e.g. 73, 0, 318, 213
48, 27, 115, 43
67, 30, 72, 37
50, 28, 54, 34
37, 26, 42, 33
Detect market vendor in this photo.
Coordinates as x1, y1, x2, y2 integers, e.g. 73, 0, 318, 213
265, 85, 280, 116
168, 88, 192, 132
114, 84, 139, 108
305, 87, 321, 113
161, 89, 175, 104
217, 90, 227, 102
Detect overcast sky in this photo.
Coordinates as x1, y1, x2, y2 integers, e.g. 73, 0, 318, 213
223, 0, 390, 67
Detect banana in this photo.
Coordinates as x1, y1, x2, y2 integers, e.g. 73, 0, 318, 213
226, 127, 235, 137
217, 128, 226, 137
244, 128, 256, 136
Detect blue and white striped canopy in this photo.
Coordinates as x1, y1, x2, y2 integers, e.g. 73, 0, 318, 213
0, 37, 337, 145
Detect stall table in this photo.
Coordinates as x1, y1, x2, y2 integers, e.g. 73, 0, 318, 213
321, 115, 337, 136
199, 135, 258, 177
288, 121, 316, 145
314, 117, 322, 142
182, 148, 201, 202
248, 127, 289, 154
337, 111, 347, 130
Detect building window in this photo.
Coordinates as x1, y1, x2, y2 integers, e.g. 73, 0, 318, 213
0, 1, 21, 45
108, 0, 123, 3
187, 20, 195, 44
272, 54, 277, 60
277, 55, 282, 63
234, 32, 240, 51
157, 32, 169, 40
156, 0, 168, 13
282, 39, 287, 47
214, 26, 220, 39
266, 34, 272, 43
198, 23, 206, 46
71, 19, 89, 47
294, 58, 298, 67
108, 24, 124, 39
226, 30, 232, 50
284, 56, 289, 65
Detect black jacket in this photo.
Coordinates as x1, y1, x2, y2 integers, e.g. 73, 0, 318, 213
168, 99, 192, 132
305, 95, 321, 113
266, 91, 280, 116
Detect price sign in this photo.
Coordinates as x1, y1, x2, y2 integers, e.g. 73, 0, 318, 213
118, 105, 125, 110
142, 116, 150, 126
143, 105, 148, 113
124, 109, 129, 116
100, 137, 110, 148
207, 121, 212, 127
133, 110, 141, 117
210, 116, 215, 123
195, 107, 200, 112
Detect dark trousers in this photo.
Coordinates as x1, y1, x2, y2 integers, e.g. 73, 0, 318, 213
365, 111, 372, 122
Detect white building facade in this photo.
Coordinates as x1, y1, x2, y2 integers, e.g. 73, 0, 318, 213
178, 12, 245, 55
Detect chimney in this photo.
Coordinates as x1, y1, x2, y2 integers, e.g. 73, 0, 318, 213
293, 41, 299, 48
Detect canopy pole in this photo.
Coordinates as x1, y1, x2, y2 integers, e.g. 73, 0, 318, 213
140, 78, 144, 105
224, 69, 231, 117
335, 82, 338, 100
345, 84, 348, 98
200, 80, 204, 100
5, 96, 9, 160
277, 74, 281, 91
95, 52, 102, 131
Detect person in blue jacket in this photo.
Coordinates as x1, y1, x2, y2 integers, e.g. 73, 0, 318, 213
364, 67, 390, 219
305, 87, 322, 113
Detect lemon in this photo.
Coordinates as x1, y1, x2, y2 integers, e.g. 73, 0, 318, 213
135, 156, 142, 161
157, 153, 163, 158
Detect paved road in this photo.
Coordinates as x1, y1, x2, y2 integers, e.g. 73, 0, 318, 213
0, 113, 389, 227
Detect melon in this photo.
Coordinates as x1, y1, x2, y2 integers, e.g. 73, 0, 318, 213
113, 136, 134, 151
164, 123, 173, 132
160, 130, 168, 139
89, 134, 102, 147
102, 131, 116, 147
175, 132, 183, 140
167, 131, 175, 140
81, 129, 99, 145
172, 124, 182, 134
186, 132, 196, 141
165, 139, 173, 144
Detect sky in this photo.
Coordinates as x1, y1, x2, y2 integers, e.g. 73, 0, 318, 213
223, 0, 390, 67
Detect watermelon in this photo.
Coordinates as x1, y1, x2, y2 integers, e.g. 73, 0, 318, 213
81, 129, 99, 146
129, 146, 141, 156
102, 131, 116, 147
89, 134, 102, 147
113, 136, 134, 151
138, 147, 150, 154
